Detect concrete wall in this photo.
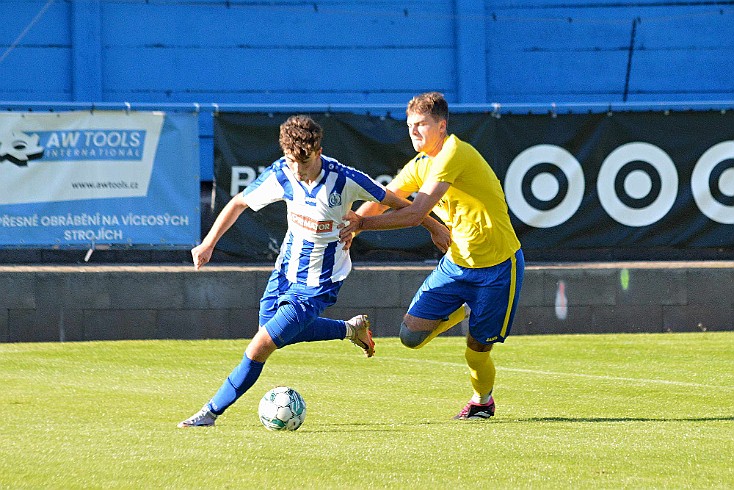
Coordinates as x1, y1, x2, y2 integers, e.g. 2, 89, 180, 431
1, 261, 731, 343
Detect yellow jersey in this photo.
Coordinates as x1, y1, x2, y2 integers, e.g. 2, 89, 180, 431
392, 134, 521, 268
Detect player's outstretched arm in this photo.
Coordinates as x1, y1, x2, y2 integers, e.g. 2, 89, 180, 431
192, 194, 249, 270
340, 186, 451, 253
338, 187, 404, 244
345, 181, 449, 231
378, 187, 451, 253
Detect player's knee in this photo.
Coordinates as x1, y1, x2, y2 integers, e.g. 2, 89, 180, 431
399, 322, 429, 349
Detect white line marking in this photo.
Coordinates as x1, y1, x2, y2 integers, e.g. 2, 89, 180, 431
379, 356, 732, 390
501, 367, 731, 390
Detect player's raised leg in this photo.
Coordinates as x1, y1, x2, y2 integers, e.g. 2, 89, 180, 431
277, 314, 374, 357
399, 305, 468, 349
399, 257, 468, 349
269, 299, 375, 357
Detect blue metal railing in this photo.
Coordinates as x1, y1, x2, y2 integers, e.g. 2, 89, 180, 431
3, 100, 734, 115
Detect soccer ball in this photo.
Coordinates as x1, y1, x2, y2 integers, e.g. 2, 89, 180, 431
258, 386, 306, 431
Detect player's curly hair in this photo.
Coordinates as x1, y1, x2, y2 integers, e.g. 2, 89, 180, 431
406, 92, 449, 123
279, 115, 323, 162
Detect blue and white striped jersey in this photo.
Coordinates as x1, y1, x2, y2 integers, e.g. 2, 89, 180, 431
242, 155, 386, 289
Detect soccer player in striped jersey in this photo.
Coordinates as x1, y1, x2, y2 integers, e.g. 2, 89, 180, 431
178, 115, 449, 427
340, 92, 524, 420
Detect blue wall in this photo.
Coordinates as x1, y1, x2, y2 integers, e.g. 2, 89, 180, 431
2, 0, 733, 179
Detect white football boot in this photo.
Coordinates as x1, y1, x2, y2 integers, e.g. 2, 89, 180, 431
178, 405, 218, 428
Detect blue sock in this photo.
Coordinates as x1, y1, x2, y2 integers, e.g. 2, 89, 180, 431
285, 316, 346, 345
208, 354, 264, 415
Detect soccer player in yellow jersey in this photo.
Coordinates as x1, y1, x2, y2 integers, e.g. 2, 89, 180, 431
340, 92, 524, 419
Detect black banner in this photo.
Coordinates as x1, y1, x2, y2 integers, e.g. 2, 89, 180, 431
213, 111, 734, 261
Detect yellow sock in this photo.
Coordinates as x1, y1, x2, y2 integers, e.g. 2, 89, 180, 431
464, 347, 495, 403
412, 305, 467, 349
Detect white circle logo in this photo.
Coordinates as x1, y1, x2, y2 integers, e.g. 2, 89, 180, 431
505, 145, 585, 228
691, 140, 734, 224
597, 142, 678, 227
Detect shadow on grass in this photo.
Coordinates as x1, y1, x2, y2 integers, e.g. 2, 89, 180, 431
506, 416, 734, 423
300, 416, 734, 432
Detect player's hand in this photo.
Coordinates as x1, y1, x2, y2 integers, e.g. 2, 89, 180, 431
429, 223, 451, 254
341, 230, 354, 251
338, 210, 362, 242
191, 243, 214, 270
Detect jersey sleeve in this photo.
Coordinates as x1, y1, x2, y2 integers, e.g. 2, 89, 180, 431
241, 165, 285, 211
343, 167, 386, 203
426, 135, 463, 184
390, 156, 423, 193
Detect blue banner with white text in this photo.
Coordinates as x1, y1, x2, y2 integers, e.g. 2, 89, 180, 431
0, 111, 200, 247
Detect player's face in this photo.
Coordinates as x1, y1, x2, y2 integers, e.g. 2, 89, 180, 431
285, 149, 323, 183
407, 112, 446, 157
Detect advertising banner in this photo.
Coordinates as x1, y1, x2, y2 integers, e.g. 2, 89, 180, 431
214, 111, 734, 261
0, 111, 200, 247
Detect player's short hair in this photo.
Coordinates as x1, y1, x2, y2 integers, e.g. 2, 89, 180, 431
406, 92, 449, 123
279, 115, 323, 162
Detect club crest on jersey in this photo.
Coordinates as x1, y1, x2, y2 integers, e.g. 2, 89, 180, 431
328, 192, 342, 207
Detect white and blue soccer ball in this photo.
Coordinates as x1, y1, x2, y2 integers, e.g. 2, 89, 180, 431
258, 386, 306, 431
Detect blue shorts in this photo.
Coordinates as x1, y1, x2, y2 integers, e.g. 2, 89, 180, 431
408, 249, 524, 344
259, 269, 341, 347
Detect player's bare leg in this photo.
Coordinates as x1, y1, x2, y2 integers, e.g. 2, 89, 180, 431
399, 305, 468, 349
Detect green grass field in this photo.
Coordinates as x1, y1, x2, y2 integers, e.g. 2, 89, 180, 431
1, 332, 732, 489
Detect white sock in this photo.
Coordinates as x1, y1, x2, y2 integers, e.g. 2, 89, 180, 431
471, 391, 492, 405
344, 321, 355, 340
